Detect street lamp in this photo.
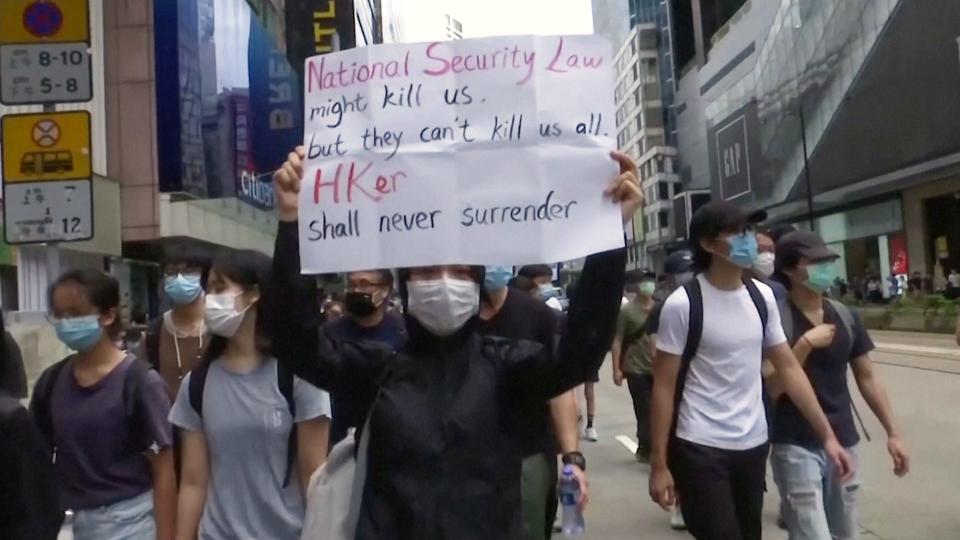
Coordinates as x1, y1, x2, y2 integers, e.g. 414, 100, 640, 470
796, 103, 816, 232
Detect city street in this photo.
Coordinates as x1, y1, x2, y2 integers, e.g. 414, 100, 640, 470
53, 330, 960, 540
580, 330, 960, 540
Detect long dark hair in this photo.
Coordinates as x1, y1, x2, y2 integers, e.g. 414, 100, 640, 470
202, 249, 273, 363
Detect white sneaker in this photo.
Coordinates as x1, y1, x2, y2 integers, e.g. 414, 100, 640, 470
584, 426, 599, 442
670, 506, 687, 530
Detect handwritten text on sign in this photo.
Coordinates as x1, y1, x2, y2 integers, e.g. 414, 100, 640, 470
298, 35, 623, 273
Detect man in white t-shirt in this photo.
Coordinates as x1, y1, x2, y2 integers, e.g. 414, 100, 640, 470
648, 201, 854, 540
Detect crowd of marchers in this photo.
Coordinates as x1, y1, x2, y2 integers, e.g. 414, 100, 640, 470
0, 146, 911, 540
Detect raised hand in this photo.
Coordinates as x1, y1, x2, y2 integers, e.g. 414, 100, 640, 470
607, 151, 643, 226
274, 145, 306, 222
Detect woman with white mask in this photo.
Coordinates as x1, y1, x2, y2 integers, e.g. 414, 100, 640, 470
269, 146, 643, 540
169, 249, 331, 540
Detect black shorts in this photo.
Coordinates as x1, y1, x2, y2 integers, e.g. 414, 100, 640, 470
587, 370, 600, 383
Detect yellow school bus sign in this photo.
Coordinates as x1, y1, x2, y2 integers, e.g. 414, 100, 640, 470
2, 111, 91, 182
0, 0, 90, 45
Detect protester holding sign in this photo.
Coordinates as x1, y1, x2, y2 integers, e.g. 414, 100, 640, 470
269, 142, 640, 539
170, 249, 332, 540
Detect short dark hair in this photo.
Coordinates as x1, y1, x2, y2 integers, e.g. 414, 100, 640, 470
162, 242, 216, 268
508, 275, 537, 294
163, 242, 216, 286
347, 269, 395, 290
771, 249, 802, 291
517, 264, 553, 280
50, 269, 123, 339
203, 249, 273, 363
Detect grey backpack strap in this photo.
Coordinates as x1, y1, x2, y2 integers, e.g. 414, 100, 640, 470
826, 299, 855, 355
777, 299, 795, 344
825, 298, 871, 441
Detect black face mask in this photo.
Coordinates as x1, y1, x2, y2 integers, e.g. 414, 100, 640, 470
344, 291, 380, 318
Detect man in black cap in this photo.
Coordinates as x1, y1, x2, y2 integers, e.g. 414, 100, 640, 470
767, 230, 909, 540
648, 201, 854, 540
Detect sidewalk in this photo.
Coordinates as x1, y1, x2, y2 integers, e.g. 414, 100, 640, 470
870, 330, 959, 361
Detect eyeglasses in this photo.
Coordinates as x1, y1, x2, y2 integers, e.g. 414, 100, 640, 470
163, 264, 203, 277
347, 280, 387, 292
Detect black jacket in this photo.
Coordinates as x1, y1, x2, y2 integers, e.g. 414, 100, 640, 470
269, 221, 625, 540
0, 394, 63, 540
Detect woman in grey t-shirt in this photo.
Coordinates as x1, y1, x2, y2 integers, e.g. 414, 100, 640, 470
170, 249, 331, 539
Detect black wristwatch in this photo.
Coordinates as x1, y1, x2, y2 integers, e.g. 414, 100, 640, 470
562, 451, 586, 471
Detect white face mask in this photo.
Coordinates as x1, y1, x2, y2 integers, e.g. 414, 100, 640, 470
753, 252, 776, 278
204, 292, 252, 338
407, 277, 480, 337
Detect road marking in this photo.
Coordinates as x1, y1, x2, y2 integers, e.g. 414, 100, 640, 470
874, 342, 959, 357
616, 435, 638, 455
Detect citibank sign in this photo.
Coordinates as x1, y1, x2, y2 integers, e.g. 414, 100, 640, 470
239, 169, 276, 209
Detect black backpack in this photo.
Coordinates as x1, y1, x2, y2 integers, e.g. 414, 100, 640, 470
187, 359, 298, 487
31, 355, 154, 461
668, 277, 769, 453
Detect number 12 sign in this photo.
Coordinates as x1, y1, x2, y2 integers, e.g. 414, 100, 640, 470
3, 179, 94, 244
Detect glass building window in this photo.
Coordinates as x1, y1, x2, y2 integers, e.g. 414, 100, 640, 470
658, 210, 671, 229
658, 182, 670, 201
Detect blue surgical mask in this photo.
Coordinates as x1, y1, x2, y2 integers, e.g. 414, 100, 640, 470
55, 315, 104, 352
538, 283, 558, 299
805, 261, 838, 293
164, 273, 203, 305
484, 265, 513, 291
725, 232, 758, 269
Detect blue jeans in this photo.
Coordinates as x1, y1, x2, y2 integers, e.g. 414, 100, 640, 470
771, 444, 860, 540
72, 490, 156, 540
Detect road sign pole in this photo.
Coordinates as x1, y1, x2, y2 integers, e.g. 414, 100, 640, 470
41, 103, 61, 286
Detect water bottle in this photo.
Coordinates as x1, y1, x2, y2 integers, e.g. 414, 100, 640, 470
559, 465, 585, 536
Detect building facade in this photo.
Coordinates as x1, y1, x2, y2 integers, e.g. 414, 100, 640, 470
592, 0, 630, 51
602, 0, 684, 270
671, 0, 960, 292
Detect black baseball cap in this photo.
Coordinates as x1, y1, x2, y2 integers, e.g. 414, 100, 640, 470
663, 250, 694, 275
775, 230, 839, 264
688, 200, 767, 246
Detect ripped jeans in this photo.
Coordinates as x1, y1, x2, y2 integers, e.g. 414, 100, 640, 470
771, 444, 860, 540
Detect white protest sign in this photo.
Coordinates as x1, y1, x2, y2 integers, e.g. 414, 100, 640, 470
298, 34, 622, 274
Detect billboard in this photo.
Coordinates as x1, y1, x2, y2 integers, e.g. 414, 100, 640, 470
286, 0, 357, 79
154, 0, 301, 209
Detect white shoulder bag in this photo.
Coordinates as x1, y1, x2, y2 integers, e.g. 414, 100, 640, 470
300, 417, 371, 540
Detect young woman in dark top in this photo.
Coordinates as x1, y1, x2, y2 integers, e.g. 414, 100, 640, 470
269, 146, 641, 540
31, 269, 176, 540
